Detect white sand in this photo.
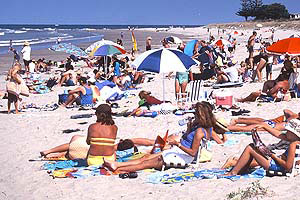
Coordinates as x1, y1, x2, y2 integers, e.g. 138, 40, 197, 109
0, 26, 300, 200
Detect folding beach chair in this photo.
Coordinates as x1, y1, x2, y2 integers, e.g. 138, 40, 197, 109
176, 80, 207, 105
266, 144, 300, 177
289, 72, 299, 98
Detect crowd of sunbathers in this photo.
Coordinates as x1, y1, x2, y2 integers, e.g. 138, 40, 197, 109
2, 31, 300, 178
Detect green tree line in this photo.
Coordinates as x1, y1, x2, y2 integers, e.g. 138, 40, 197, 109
237, 0, 290, 21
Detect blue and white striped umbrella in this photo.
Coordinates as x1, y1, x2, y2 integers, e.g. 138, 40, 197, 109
131, 48, 196, 73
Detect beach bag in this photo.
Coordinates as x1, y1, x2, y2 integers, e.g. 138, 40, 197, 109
199, 138, 212, 162
6, 80, 29, 97
58, 94, 68, 104
252, 129, 273, 157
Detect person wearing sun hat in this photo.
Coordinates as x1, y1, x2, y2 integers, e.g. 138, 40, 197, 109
146, 36, 152, 51
221, 119, 300, 176
21, 41, 31, 72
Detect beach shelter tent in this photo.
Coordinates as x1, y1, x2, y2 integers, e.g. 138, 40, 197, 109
131, 48, 196, 102
184, 40, 198, 57
266, 38, 300, 56
49, 43, 88, 57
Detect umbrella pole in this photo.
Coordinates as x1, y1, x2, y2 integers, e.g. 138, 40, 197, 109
162, 73, 165, 104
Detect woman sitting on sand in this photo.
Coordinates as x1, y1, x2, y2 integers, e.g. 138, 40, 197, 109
62, 77, 93, 107
86, 104, 118, 166
228, 109, 299, 132
103, 101, 223, 173
222, 119, 300, 175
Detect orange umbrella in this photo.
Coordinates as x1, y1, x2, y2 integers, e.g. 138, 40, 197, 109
266, 38, 300, 55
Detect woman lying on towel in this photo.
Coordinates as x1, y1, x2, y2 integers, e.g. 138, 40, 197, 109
236, 80, 289, 102
221, 119, 300, 175
228, 109, 299, 132
102, 101, 224, 173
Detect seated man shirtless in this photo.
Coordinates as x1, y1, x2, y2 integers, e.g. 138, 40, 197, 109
237, 80, 289, 102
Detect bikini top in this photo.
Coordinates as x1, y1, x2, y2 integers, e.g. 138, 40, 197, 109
90, 138, 116, 146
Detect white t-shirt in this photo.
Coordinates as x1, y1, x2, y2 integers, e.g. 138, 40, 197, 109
223, 66, 239, 82
21, 46, 31, 61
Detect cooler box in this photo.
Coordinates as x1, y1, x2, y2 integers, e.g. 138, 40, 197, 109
216, 90, 233, 107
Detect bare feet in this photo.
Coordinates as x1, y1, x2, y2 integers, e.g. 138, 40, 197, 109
103, 158, 117, 172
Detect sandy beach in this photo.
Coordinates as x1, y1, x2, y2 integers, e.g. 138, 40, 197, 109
1, 23, 300, 200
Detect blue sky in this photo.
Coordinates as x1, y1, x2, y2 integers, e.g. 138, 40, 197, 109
0, 0, 299, 25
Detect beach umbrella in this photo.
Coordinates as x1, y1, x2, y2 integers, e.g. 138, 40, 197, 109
91, 44, 126, 56
184, 39, 198, 57
256, 24, 263, 28
132, 48, 196, 73
266, 38, 300, 56
49, 43, 88, 57
212, 39, 231, 47
132, 48, 197, 103
85, 39, 124, 54
165, 36, 183, 44
290, 34, 300, 38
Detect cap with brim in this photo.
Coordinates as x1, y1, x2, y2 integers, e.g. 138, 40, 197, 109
216, 117, 230, 132
285, 119, 300, 138
147, 36, 152, 40
24, 41, 30, 46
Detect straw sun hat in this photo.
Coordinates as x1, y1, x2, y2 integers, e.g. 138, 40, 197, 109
216, 117, 230, 132
24, 41, 30, 46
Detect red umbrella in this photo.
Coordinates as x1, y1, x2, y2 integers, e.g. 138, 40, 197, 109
266, 38, 300, 55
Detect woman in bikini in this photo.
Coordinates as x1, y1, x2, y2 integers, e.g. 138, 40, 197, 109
102, 101, 222, 173
86, 104, 118, 166
222, 119, 300, 175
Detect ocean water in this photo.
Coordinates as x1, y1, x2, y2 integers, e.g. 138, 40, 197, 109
0, 24, 200, 55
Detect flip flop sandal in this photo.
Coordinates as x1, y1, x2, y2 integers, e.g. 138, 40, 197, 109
119, 172, 138, 179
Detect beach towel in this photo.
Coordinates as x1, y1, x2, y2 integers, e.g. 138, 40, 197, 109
146, 168, 265, 184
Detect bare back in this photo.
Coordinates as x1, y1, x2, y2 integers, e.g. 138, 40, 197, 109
248, 35, 255, 47
87, 122, 118, 156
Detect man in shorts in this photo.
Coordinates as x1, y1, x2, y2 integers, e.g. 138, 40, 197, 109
21, 41, 31, 72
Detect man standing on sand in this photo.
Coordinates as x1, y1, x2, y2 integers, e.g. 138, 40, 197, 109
21, 41, 31, 72
247, 31, 257, 69
146, 36, 152, 51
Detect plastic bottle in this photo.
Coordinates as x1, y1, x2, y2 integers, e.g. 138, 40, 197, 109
151, 144, 162, 154
178, 117, 193, 126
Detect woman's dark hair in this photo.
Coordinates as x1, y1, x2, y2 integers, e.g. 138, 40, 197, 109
138, 90, 151, 99
78, 77, 87, 85
95, 104, 115, 125
117, 139, 138, 152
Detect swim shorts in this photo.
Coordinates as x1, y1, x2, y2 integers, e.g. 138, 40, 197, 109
175, 72, 189, 84
269, 159, 284, 171
247, 46, 254, 53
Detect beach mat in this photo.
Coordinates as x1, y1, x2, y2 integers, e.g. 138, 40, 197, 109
212, 82, 243, 89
